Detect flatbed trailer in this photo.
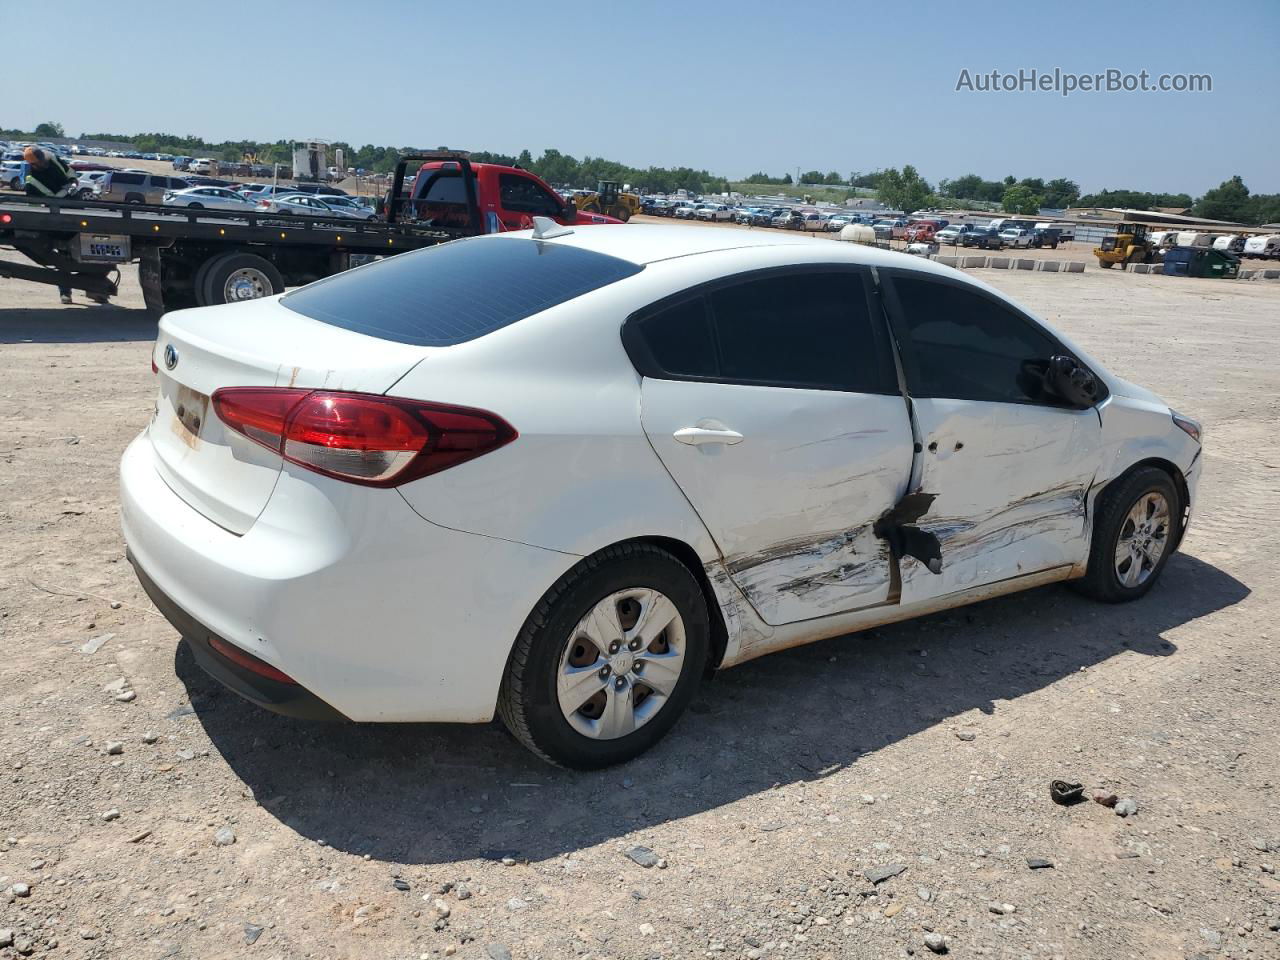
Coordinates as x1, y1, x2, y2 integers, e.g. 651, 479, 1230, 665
0, 152, 478, 315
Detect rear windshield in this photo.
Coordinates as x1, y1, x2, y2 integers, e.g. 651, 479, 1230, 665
281, 237, 644, 346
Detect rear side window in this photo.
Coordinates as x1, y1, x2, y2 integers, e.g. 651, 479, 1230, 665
889, 275, 1058, 403
112, 173, 144, 185
282, 237, 643, 347
626, 269, 892, 393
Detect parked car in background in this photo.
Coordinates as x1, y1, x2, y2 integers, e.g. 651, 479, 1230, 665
735, 207, 760, 224
163, 186, 258, 212
188, 158, 218, 175
94, 171, 191, 204
696, 203, 733, 222
1035, 221, 1075, 241
257, 193, 364, 218
673, 202, 698, 219
960, 228, 1006, 250
2, 160, 26, 191
315, 194, 377, 220
1030, 228, 1062, 249
288, 182, 349, 197
904, 222, 939, 243
752, 207, 786, 226
999, 228, 1033, 248
75, 171, 110, 198
773, 209, 799, 228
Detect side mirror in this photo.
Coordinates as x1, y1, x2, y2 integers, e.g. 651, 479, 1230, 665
1045, 354, 1100, 408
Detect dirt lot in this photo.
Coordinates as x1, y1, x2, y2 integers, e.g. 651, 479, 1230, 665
1, 251, 1278, 960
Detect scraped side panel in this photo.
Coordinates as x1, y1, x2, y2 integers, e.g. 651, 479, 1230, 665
900, 398, 1101, 603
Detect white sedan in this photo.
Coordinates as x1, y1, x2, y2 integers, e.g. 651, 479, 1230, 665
120, 222, 1201, 768
163, 186, 257, 211
256, 193, 364, 218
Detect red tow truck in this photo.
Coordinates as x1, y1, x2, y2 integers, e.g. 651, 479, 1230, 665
0, 151, 618, 314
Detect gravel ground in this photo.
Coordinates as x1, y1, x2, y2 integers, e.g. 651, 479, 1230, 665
1, 256, 1278, 960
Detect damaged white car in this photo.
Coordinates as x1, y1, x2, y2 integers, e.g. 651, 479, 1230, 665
120, 222, 1201, 768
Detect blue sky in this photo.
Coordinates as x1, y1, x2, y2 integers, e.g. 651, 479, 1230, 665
10, 0, 1278, 195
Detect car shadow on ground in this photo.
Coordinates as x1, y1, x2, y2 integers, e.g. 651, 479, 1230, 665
175, 552, 1247, 865
0, 305, 155, 344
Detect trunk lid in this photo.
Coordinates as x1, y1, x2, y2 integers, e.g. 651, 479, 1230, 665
148, 296, 431, 534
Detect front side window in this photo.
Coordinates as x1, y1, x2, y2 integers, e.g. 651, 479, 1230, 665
889, 275, 1059, 404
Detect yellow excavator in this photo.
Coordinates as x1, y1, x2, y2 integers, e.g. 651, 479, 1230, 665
1094, 222, 1157, 269
573, 180, 640, 222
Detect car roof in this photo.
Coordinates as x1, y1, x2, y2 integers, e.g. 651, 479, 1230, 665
490, 223, 964, 277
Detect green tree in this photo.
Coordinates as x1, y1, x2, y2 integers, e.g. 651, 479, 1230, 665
1246, 194, 1280, 226
33, 121, 64, 137
781, 173, 793, 185
1194, 175, 1251, 222
824, 171, 844, 184
1001, 184, 1041, 214
876, 165, 933, 213
1041, 178, 1080, 208
800, 170, 825, 184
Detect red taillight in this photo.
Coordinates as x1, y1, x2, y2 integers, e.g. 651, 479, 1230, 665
151, 356, 158, 375
207, 635, 297, 685
211, 388, 516, 487
1, 213, 11, 224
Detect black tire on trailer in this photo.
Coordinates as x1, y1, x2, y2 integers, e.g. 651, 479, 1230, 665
200, 252, 284, 306
1072, 466, 1183, 603
192, 256, 219, 307
497, 543, 710, 769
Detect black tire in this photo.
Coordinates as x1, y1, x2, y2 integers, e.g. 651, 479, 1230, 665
1099, 259, 1114, 269
1073, 466, 1182, 602
200, 252, 284, 306
188, 202, 204, 209
497, 543, 710, 769
126, 194, 144, 204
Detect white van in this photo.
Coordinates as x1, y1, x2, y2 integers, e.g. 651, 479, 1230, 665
1212, 235, 1245, 254
1175, 231, 1212, 249
1243, 234, 1280, 259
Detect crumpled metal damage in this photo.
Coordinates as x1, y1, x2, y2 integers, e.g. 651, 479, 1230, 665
720, 523, 891, 626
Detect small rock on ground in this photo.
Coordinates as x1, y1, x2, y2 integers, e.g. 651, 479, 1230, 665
625, 845, 660, 868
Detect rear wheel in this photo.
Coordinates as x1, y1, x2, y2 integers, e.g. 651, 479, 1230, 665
187, 202, 204, 209
1074, 466, 1182, 602
200, 252, 284, 306
1099, 259, 1114, 268
498, 543, 710, 768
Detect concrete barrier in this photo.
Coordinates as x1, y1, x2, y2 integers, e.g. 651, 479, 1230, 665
1038, 260, 1060, 272
936, 256, 960, 268
1264, 269, 1280, 280
1015, 258, 1035, 270
1131, 263, 1151, 274
962, 256, 986, 269
1064, 261, 1086, 273
987, 257, 1010, 269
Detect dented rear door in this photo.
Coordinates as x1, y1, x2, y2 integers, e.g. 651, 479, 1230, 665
882, 271, 1103, 604
633, 268, 914, 626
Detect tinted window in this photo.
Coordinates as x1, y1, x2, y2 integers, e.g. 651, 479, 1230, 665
637, 298, 717, 377
113, 173, 144, 185
283, 237, 643, 347
499, 174, 562, 216
891, 275, 1058, 403
414, 173, 473, 204
709, 271, 888, 392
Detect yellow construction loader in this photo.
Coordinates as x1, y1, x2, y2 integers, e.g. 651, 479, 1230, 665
573, 180, 641, 222
1094, 222, 1157, 269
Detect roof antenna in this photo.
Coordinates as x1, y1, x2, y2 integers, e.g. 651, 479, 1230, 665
531, 216, 574, 240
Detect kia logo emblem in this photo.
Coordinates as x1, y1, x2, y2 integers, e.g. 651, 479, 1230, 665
163, 344, 178, 370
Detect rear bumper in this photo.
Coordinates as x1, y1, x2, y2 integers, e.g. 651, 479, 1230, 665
128, 549, 347, 721
119, 432, 576, 722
